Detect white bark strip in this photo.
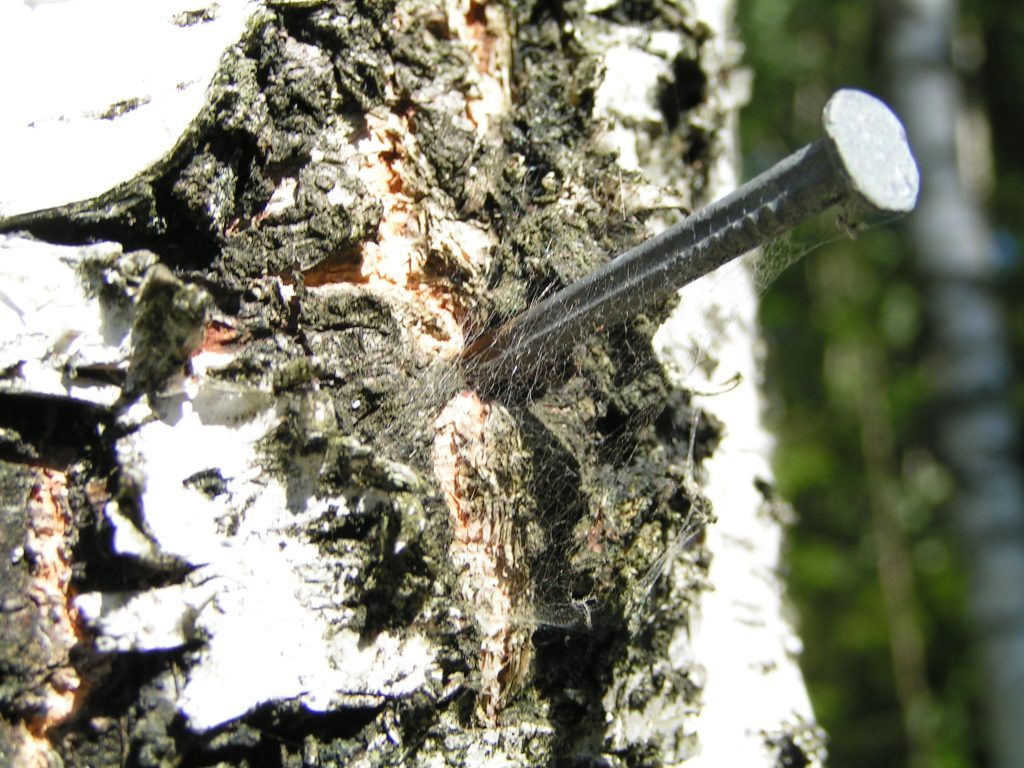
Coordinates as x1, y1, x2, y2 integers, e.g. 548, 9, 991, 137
85, 368, 435, 732
0, 0, 260, 217
887, 2, 1024, 765
0, 0, 822, 762
0, 237, 130, 406
649, 2, 822, 764
0, 235, 435, 731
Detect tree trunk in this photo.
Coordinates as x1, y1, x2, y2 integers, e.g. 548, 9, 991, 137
886, 2, 1024, 765
0, 1, 821, 764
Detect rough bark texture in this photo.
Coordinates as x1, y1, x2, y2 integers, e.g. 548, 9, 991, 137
0, 1, 819, 765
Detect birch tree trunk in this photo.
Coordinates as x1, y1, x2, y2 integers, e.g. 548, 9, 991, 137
0, 1, 821, 765
886, 2, 1024, 765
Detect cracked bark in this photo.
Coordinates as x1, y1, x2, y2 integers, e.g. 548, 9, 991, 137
0, 1, 821, 765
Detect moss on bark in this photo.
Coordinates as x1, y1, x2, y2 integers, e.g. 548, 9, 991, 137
0, 0, 726, 764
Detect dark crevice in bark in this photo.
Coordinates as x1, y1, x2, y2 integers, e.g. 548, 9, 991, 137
0, 0, 723, 763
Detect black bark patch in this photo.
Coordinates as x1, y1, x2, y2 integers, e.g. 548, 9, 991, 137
658, 54, 708, 130
0, 0, 724, 762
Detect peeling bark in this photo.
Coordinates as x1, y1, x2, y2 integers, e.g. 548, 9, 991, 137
0, 0, 821, 764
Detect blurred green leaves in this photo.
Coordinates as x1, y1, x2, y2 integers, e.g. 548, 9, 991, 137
738, 1, 1000, 766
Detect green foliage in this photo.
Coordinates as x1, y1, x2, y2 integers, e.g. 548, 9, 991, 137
738, 1, 1022, 766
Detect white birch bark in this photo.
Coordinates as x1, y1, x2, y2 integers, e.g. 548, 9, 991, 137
0, 1, 821, 764
886, 2, 1024, 765
599, 2, 822, 763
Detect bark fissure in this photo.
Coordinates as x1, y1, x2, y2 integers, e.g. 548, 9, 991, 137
0, 0, 818, 764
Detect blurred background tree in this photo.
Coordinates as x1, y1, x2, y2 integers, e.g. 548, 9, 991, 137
739, 1, 1024, 766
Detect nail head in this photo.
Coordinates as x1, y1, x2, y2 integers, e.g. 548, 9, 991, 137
823, 89, 920, 215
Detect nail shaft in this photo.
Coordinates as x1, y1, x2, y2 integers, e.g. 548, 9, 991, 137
463, 89, 919, 395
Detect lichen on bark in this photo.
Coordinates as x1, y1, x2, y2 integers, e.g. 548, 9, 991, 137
0, 0, 730, 764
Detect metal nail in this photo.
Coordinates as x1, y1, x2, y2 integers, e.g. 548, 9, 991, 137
462, 88, 920, 395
